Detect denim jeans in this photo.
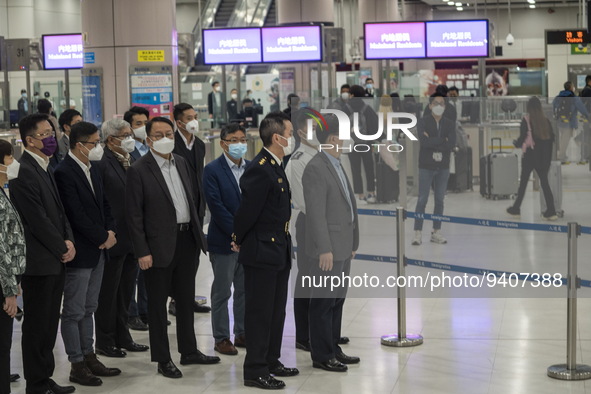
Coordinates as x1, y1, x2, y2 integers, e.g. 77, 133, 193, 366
61, 252, 105, 363
414, 167, 450, 231
210, 252, 245, 341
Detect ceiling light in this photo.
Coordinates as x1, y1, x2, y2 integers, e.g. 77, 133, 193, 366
448, 1, 455, 4
455, 2, 462, 5
529, 4, 535, 8
457, 6, 464, 10
527, 0, 535, 3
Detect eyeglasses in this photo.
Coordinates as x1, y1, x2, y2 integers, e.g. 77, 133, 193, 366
222, 138, 248, 144
80, 141, 101, 148
33, 131, 55, 139
150, 132, 175, 141
116, 134, 134, 139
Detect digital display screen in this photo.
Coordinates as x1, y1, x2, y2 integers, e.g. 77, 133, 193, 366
364, 22, 426, 60
202, 28, 262, 65
426, 20, 489, 58
42, 34, 84, 70
261, 25, 322, 63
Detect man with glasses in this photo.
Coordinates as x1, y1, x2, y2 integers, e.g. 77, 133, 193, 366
9, 114, 77, 394
126, 117, 219, 379
170, 102, 210, 315
412, 93, 456, 246
54, 121, 121, 387
203, 123, 248, 356
95, 119, 149, 359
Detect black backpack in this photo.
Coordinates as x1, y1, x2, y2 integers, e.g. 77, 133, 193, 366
555, 96, 573, 123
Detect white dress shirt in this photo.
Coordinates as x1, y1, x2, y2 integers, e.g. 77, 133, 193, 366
177, 129, 195, 150
24, 149, 49, 172
151, 151, 191, 224
285, 144, 317, 214
263, 147, 282, 167
223, 153, 246, 186
69, 151, 94, 194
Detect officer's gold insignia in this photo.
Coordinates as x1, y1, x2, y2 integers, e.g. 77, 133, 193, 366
278, 178, 283, 183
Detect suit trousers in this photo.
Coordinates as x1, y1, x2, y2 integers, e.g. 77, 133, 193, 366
95, 252, 137, 349
0, 287, 13, 394
21, 273, 65, 394
243, 263, 290, 380
348, 149, 375, 194
294, 212, 311, 344
309, 258, 351, 363
143, 230, 198, 362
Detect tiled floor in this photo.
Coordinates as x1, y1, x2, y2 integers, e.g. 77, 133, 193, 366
8, 163, 591, 393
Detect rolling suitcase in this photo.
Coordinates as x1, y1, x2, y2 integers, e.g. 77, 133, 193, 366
375, 155, 399, 203
540, 160, 564, 217
480, 138, 518, 200
448, 146, 473, 192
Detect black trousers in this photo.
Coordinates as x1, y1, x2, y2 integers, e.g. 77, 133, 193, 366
294, 212, 311, 344
0, 287, 13, 394
349, 149, 375, 194
309, 258, 351, 362
143, 231, 198, 362
513, 152, 556, 215
95, 252, 138, 349
21, 273, 65, 394
243, 264, 290, 380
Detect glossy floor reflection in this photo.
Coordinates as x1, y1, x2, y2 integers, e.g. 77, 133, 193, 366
8, 163, 591, 393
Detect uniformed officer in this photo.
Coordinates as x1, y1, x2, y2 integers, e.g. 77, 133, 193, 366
232, 111, 299, 390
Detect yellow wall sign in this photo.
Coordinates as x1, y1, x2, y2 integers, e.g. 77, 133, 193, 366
137, 50, 165, 62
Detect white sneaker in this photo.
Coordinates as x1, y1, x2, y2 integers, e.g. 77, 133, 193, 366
430, 231, 447, 244
366, 194, 376, 204
411, 231, 422, 245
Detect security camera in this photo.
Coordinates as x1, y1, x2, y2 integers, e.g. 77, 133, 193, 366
506, 33, 514, 46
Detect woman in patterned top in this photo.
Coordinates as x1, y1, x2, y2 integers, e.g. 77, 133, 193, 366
0, 139, 26, 393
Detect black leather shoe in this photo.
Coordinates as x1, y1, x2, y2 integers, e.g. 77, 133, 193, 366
157, 360, 182, 379
194, 301, 211, 313
180, 350, 220, 365
269, 362, 299, 377
244, 375, 285, 390
128, 316, 148, 331
338, 336, 350, 345
48, 379, 76, 394
121, 342, 149, 352
96, 346, 127, 358
336, 352, 360, 364
9, 373, 19, 382
295, 340, 310, 351
312, 358, 348, 372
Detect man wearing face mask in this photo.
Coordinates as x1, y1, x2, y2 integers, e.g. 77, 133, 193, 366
364, 78, 375, 97
58, 109, 83, 162
328, 84, 353, 117
0, 140, 26, 394
171, 103, 210, 315
412, 93, 456, 246
94, 119, 149, 360
124, 106, 150, 162
17, 89, 29, 121
227, 89, 240, 122
232, 112, 299, 390
126, 117, 219, 379
202, 123, 248, 356
208, 81, 224, 128
9, 114, 77, 394
54, 121, 120, 387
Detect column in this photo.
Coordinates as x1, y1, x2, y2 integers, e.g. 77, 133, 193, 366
81, 0, 178, 118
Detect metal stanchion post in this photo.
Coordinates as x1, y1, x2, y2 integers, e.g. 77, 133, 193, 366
548, 222, 591, 380
381, 207, 423, 347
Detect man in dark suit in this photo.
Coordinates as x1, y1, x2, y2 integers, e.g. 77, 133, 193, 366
125, 117, 220, 379
203, 123, 248, 356
232, 112, 299, 390
95, 119, 149, 359
124, 106, 150, 162
171, 102, 210, 314
57, 109, 83, 162
9, 113, 77, 394
207, 81, 224, 128
227, 89, 239, 121
302, 114, 360, 373
54, 122, 121, 387
364, 78, 375, 97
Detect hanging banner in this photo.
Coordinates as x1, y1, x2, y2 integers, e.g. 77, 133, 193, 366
130, 66, 174, 119
81, 68, 103, 127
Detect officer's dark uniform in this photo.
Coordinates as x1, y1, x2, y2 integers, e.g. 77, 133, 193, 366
233, 148, 292, 381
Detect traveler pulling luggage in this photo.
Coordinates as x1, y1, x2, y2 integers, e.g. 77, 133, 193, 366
540, 160, 564, 217
447, 124, 472, 192
480, 137, 518, 199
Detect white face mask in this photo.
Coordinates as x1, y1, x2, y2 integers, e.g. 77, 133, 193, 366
341, 92, 349, 100
0, 160, 20, 181
150, 136, 175, 155
182, 119, 200, 135
214, 86, 221, 92
83, 143, 104, 161
431, 105, 445, 117
133, 126, 147, 141
118, 136, 136, 153
278, 135, 295, 156
231, 93, 238, 100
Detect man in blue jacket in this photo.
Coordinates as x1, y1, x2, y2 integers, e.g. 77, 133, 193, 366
203, 123, 248, 356
553, 81, 589, 163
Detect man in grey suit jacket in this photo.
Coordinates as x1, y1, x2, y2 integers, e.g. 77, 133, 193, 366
302, 114, 360, 373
